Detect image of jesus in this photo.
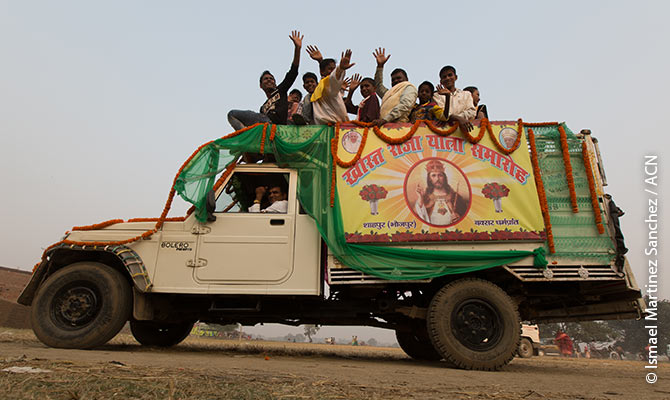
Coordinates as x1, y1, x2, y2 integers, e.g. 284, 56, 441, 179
414, 159, 468, 226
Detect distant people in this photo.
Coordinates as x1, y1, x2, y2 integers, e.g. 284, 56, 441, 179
344, 73, 380, 123
433, 65, 476, 132
311, 50, 355, 125
249, 186, 288, 213
554, 329, 574, 357
227, 30, 303, 130
371, 48, 418, 126
287, 89, 303, 123
463, 86, 488, 119
409, 81, 443, 123
292, 72, 318, 125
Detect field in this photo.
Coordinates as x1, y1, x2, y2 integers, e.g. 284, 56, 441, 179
1, 328, 668, 400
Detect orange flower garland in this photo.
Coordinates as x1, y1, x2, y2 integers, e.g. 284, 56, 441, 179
488, 118, 523, 155
558, 125, 578, 213
269, 123, 277, 141
72, 219, 124, 231
528, 128, 555, 253
371, 120, 421, 144
423, 120, 459, 137
582, 141, 605, 234
32, 123, 270, 272
259, 123, 268, 154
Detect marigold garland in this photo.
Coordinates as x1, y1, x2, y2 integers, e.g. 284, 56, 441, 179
528, 128, 555, 253
269, 124, 277, 141
259, 123, 268, 154
488, 118, 523, 155
372, 120, 421, 144
558, 125, 578, 213
582, 141, 605, 234
32, 123, 269, 272
332, 125, 369, 168
423, 120, 459, 137
72, 219, 125, 231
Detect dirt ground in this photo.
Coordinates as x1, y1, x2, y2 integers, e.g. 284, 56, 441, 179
0, 328, 668, 400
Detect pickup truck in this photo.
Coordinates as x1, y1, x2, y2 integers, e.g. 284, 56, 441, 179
18, 121, 644, 370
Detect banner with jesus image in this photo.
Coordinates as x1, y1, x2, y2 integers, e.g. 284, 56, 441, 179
336, 121, 545, 243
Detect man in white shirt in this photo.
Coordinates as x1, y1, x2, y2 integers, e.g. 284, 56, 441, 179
249, 186, 288, 213
433, 65, 476, 132
311, 50, 355, 125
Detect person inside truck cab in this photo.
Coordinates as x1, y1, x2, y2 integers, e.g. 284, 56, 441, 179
249, 185, 288, 213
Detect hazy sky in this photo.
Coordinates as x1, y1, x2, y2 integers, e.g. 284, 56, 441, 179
1, 1, 667, 341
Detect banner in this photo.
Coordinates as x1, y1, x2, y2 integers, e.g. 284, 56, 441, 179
336, 121, 546, 243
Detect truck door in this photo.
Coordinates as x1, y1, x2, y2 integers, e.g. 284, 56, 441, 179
193, 169, 296, 284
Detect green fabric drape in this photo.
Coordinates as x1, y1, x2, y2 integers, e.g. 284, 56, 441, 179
175, 124, 547, 280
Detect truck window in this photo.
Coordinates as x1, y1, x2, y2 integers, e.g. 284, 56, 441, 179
215, 172, 289, 213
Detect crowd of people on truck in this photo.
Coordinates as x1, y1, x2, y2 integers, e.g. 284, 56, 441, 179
227, 30, 488, 134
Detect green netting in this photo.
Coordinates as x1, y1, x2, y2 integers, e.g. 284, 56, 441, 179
533, 123, 614, 262
174, 124, 549, 280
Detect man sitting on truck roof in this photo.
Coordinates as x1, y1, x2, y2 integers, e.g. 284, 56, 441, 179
249, 185, 288, 213
291, 72, 318, 125
227, 30, 303, 131
344, 73, 380, 123
433, 65, 476, 132
370, 48, 418, 126
311, 50, 355, 125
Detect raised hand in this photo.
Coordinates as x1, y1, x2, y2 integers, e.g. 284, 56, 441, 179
372, 47, 391, 67
436, 84, 452, 95
339, 49, 355, 70
349, 73, 362, 92
342, 77, 352, 93
289, 30, 303, 48
306, 45, 323, 62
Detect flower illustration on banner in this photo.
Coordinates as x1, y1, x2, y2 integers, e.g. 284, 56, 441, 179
481, 182, 510, 213
359, 184, 388, 215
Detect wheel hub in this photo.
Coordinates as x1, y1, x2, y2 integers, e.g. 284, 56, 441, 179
53, 285, 100, 327
451, 299, 502, 351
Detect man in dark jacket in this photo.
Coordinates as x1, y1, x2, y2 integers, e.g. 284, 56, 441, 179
227, 30, 303, 130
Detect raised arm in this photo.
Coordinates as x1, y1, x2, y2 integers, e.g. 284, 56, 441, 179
289, 30, 303, 67
344, 73, 362, 114
372, 48, 391, 97
335, 49, 355, 80
306, 45, 323, 67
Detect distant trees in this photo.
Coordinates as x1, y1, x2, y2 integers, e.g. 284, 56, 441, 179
367, 338, 378, 347
285, 333, 306, 343
303, 325, 320, 343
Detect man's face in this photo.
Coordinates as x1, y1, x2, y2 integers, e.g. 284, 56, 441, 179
321, 62, 336, 77
360, 81, 375, 98
260, 73, 276, 92
418, 85, 433, 104
429, 172, 446, 189
439, 70, 457, 90
470, 89, 480, 106
288, 93, 300, 103
303, 78, 317, 94
391, 72, 407, 87
504, 136, 516, 148
268, 187, 286, 204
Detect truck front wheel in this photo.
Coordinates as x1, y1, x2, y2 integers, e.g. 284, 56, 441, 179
427, 278, 520, 370
130, 321, 194, 347
31, 262, 132, 349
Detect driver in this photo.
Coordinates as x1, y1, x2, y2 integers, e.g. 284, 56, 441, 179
249, 186, 288, 213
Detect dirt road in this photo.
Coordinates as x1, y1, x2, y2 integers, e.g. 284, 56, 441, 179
1, 328, 668, 400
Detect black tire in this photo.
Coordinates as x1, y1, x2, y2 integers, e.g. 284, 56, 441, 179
130, 321, 194, 347
427, 278, 520, 371
518, 338, 533, 358
395, 321, 442, 361
31, 262, 132, 349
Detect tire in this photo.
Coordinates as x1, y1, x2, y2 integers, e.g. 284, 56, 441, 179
130, 321, 194, 347
31, 262, 132, 349
395, 320, 442, 361
518, 338, 533, 358
427, 278, 520, 371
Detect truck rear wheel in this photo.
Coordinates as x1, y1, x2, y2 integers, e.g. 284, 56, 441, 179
518, 338, 533, 358
395, 321, 442, 361
130, 321, 194, 347
31, 262, 132, 349
427, 278, 520, 371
